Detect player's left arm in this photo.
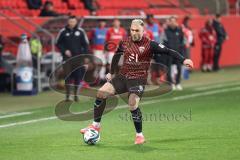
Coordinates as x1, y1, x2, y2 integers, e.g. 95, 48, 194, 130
109, 41, 124, 74
150, 41, 194, 68
105, 41, 124, 81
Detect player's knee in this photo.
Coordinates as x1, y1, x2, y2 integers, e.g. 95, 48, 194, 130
128, 99, 139, 111
128, 98, 136, 107
97, 86, 111, 99
128, 94, 140, 110
97, 90, 106, 99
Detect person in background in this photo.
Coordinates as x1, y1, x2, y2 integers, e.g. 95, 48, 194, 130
39, 1, 61, 17
56, 16, 89, 101
0, 35, 4, 67
199, 19, 216, 72
0, 35, 11, 92
212, 14, 228, 71
181, 16, 194, 79
163, 16, 185, 90
182, 16, 194, 59
146, 14, 165, 84
82, 0, 97, 15
27, 0, 42, 9
143, 23, 154, 40
146, 14, 163, 43
89, 19, 108, 84
30, 37, 42, 69
105, 19, 126, 70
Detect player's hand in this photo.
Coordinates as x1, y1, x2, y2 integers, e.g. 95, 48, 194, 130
183, 59, 194, 69
106, 73, 112, 82
65, 50, 72, 57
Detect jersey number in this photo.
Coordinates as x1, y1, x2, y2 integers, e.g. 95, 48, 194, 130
129, 53, 138, 62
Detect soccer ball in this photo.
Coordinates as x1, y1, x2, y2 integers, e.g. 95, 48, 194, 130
83, 129, 100, 145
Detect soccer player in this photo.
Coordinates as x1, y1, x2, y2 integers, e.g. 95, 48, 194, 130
89, 19, 108, 83
80, 19, 193, 144
105, 19, 126, 65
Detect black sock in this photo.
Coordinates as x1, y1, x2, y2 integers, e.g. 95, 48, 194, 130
94, 98, 106, 122
131, 108, 142, 133
74, 85, 78, 97
65, 85, 70, 99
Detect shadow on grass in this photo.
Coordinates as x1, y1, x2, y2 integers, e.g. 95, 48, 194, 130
81, 136, 227, 152
151, 136, 224, 144
84, 143, 158, 153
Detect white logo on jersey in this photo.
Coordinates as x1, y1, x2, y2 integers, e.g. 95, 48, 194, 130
139, 46, 145, 53
75, 31, 80, 36
158, 43, 165, 48
66, 33, 70, 36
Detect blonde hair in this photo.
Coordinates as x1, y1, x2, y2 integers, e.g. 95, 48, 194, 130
131, 19, 144, 27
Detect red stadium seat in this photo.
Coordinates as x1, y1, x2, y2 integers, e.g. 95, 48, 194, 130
70, 9, 89, 16
97, 9, 120, 16
182, 0, 193, 7
97, 0, 148, 9
145, 8, 187, 15
0, 0, 201, 17
145, 0, 172, 7
169, 0, 180, 7
228, 0, 238, 14
68, 0, 84, 9
186, 8, 200, 15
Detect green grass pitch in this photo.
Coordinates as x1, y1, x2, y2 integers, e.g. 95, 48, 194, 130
0, 67, 240, 160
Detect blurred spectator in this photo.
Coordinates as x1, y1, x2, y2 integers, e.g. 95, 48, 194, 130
212, 14, 228, 71
30, 37, 42, 69
105, 19, 126, 68
143, 23, 154, 40
39, 1, 61, 17
89, 20, 108, 84
0, 35, 4, 67
162, 18, 170, 29
181, 16, 194, 79
182, 16, 194, 59
0, 35, 10, 92
163, 16, 184, 90
27, 0, 42, 9
56, 16, 89, 101
146, 14, 163, 43
199, 19, 216, 72
82, 0, 97, 15
146, 14, 165, 84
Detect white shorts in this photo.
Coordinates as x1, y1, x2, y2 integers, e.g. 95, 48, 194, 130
93, 50, 107, 65
106, 52, 115, 64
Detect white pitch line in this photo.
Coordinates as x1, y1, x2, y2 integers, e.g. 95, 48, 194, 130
0, 112, 32, 119
0, 116, 57, 128
127, 86, 240, 106
194, 82, 240, 91
0, 80, 236, 119
1, 86, 240, 129
172, 86, 240, 100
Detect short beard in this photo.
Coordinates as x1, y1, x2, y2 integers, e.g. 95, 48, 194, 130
132, 35, 141, 42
